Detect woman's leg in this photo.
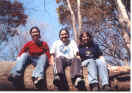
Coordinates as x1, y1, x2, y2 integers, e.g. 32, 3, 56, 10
96, 58, 109, 86
85, 59, 98, 85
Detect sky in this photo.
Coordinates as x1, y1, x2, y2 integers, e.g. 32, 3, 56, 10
0, 0, 62, 61
15, 0, 62, 47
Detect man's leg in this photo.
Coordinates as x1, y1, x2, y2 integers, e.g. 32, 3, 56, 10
53, 56, 69, 90
70, 58, 86, 90
31, 54, 47, 89
8, 52, 30, 90
96, 58, 111, 91
9, 52, 30, 80
54, 56, 65, 75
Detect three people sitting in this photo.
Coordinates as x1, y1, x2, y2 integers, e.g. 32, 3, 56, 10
8, 27, 111, 91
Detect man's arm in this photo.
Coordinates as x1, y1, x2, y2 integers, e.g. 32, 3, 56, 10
18, 42, 30, 57
76, 52, 81, 60
43, 42, 51, 63
49, 54, 55, 65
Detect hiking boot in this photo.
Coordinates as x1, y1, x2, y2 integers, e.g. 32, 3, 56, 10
90, 83, 99, 91
103, 84, 111, 91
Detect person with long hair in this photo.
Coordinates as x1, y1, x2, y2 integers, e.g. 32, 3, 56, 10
79, 32, 111, 91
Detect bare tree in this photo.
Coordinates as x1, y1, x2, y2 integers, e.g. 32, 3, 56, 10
56, 0, 130, 65
66, 0, 78, 43
77, 0, 82, 37
114, 0, 130, 62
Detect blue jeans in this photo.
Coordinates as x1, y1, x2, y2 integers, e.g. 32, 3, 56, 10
82, 58, 109, 86
10, 52, 47, 78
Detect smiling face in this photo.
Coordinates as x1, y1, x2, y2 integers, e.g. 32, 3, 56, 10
59, 30, 69, 43
81, 32, 90, 44
31, 28, 40, 42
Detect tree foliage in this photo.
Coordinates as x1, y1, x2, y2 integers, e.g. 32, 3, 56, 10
0, 0, 28, 41
56, 0, 130, 65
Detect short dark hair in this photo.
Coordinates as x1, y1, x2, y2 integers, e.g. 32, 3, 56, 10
59, 28, 69, 38
29, 26, 40, 35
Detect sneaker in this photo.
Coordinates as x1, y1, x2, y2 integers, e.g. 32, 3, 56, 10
32, 77, 43, 88
53, 75, 61, 87
77, 80, 86, 90
92, 86, 99, 91
103, 85, 111, 91
90, 83, 99, 91
8, 75, 15, 81
8, 74, 25, 89
74, 77, 81, 87
8, 74, 20, 81
74, 77, 86, 90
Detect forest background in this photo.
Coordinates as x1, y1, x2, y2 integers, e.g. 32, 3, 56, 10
0, 0, 130, 67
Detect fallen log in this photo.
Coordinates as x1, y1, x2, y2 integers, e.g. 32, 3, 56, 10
0, 62, 130, 91
108, 65, 130, 91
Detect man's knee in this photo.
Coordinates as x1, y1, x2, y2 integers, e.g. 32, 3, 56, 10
55, 56, 65, 63
57, 56, 65, 60
39, 54, 47, 59
17, 52, 29, 60
38, 54, 48, 63
73, 57, 80, 62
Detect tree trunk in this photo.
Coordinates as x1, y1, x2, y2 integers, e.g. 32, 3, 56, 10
66, 0, 78, 43
115, 0, 130, 62
77, 0, 82, 38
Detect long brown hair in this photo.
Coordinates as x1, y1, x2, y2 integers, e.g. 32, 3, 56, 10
79, 32, 94, 48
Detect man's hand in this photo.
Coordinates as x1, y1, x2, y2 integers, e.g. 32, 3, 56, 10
49, 60, 54, 65
76, 52, 81, 61
76, 55, 81, 61
49, 55, 55, 66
